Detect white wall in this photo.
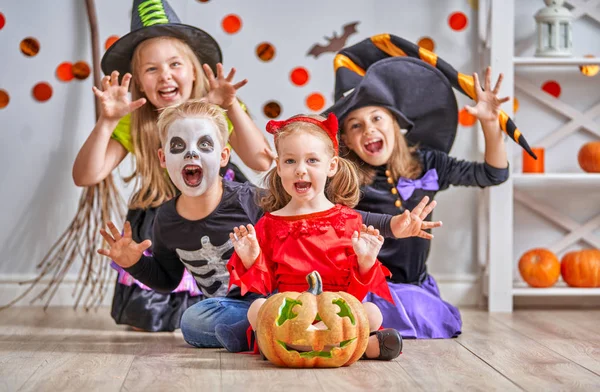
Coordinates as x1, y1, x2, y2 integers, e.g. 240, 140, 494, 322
1, 0, 597, 307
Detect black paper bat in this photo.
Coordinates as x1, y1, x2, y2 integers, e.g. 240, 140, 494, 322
307, 21, 360, 58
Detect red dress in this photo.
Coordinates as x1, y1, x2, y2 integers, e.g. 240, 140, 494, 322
227, 204, 393, 303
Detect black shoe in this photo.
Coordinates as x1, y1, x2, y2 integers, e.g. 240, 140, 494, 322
369, 328, 403, 360
259, 347, 268, 361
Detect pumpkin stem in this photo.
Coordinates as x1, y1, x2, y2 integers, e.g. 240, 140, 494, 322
306, 271, 323, 295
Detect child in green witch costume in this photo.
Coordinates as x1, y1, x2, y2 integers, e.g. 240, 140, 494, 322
72, 0, 273, 332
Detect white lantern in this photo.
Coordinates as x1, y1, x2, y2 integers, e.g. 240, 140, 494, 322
535, 0, 573, 57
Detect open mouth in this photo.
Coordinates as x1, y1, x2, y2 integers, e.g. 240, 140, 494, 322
276, 338, 357, 358
158, 86, 179, 100
274, 298, 358, 358
294, 181, 312, 194
363, 138, 384, 154
182, 164, 202, 187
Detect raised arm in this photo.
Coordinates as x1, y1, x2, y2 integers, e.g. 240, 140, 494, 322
72, 71, 146, 186
464, 67, 509, 169
203, 63, 273, 172
227, 101, 274, 171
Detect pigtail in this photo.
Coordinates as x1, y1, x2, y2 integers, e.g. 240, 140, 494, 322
339, 144, 376, 185
325, 157, 360, 208
260, 166, 291, 212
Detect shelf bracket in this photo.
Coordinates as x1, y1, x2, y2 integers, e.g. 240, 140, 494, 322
514, 190, 600, 252
566, 0, 600, 25
514, 77, 600, 149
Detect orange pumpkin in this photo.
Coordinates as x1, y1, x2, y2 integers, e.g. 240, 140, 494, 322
577, 141, 600, 173
256, 271, 369, 368
560, 249, 600, 287
518, 248, 560, 288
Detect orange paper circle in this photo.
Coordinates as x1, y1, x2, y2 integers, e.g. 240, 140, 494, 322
513, 97, 519, 113
0, 89, 9, 109
448, 12, 468, 31
263, 101, 282, 119
290, 67, 309, 86
256, 42, 276, 62
72, 61, 91, 80
33, 82, 53, 102
0, 12, 5, 30
222, 14, 241, 34
580, 55, 599, 77
20, 37, 40, 57
417, 37, 435, 52
542, 80, 561, 98
105, 35, 120, 50
56, 62, 74, 82
458, 108, 477, 126
306, 93, 325, 111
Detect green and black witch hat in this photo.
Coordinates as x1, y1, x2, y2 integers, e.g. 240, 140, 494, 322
325, 34, 536, 158
101, 0, 222, 77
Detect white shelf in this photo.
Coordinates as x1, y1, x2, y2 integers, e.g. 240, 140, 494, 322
514, 57, 600, 65
513, 173, 600, 188
513, 283, 600, 296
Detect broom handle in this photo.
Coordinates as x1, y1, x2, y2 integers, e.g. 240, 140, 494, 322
85, 0, 101, 120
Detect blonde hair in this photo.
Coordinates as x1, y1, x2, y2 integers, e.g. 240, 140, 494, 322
341, 114, 423, 185
157, 99, 229, 147
125, 36, 210, 209
260, 115, 361, 212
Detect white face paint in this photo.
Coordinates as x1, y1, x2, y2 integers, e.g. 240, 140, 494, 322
163, 117, 223, 198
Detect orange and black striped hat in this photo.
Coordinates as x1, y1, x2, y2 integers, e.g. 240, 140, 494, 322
325, 34, 536, 158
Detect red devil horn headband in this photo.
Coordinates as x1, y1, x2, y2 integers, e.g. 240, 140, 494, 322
266, 113, 340, 154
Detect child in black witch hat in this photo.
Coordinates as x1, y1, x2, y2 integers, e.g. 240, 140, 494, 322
325, 34, 526, 339
72, 0, 274, 332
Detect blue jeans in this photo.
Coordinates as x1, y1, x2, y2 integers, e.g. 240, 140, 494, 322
180, 297, 253, 348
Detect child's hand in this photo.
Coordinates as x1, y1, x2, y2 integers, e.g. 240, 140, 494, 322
464, 66, 510, 125
92, 71, 146, 121
204, 63, 248, 110
352, 225, 384, 275
97, 221, 151, 268
391, 196, 442, 239
230, 224, 261, 269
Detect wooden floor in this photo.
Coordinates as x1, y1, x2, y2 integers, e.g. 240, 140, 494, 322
0, 308, 599, 391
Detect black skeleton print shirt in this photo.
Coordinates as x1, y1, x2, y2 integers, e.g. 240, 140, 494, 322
125, 181, 264, 298
124, 180, 396, 298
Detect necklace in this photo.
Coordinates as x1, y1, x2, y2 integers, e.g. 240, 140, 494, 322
385, 169, 403, 209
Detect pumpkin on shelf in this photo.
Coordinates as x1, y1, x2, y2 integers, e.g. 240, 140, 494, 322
577, 141, 600, 173
560, 249, 600, 288
255, 271, 369, 368
518, 248, 561, 288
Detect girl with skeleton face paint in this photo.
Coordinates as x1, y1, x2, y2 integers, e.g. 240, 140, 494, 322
159, 117, 228, 198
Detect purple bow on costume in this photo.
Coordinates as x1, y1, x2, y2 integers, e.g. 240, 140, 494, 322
396, 168, 440, 200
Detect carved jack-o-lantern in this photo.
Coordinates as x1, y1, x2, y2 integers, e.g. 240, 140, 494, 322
256, 271, 369, 368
